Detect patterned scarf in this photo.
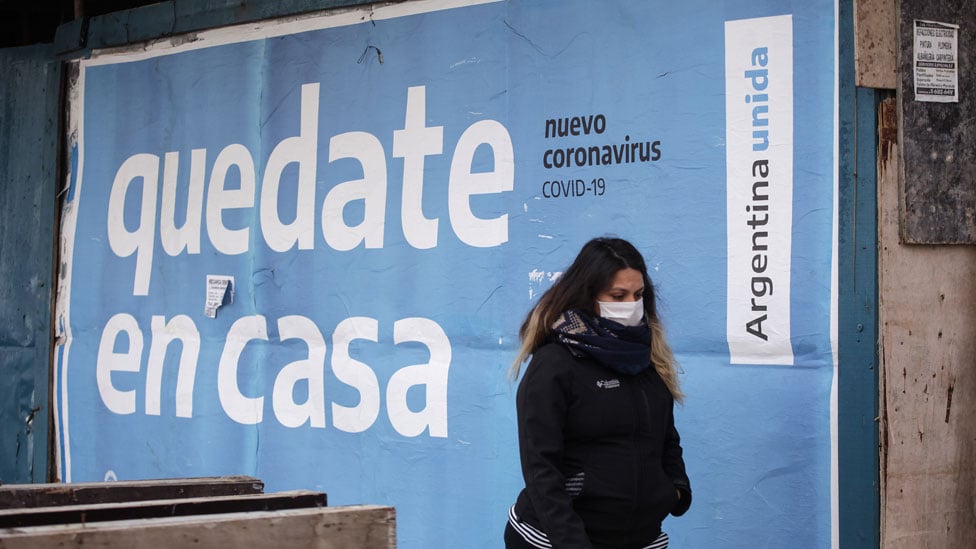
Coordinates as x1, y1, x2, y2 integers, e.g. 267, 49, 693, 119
551, 309, 652, 375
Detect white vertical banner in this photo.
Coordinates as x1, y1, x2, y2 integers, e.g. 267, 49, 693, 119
725, 15, 794, 365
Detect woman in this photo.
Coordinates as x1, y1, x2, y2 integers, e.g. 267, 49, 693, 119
506, 237, 691, 549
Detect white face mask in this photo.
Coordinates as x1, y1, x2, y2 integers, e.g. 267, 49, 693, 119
597, 300, 645, 327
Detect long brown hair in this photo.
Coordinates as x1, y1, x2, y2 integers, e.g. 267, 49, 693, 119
509, 237, 683, 402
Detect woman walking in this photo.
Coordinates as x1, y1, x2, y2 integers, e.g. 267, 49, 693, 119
505, 237, 691, 549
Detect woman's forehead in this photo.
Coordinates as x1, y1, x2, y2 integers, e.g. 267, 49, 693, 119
607, 268, 644, 288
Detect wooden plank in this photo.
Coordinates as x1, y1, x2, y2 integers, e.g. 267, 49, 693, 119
0, 490, 325, 528
854, 0, 898, 88
0, 476, 263, 509
878, 97, 976, 548
0, 505, 396, 549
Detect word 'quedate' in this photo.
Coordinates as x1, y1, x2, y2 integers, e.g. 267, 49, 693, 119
107, 84, 515, 296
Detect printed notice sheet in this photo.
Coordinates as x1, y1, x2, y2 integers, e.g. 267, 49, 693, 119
204, 275, 234, 318
914, 20, 959, 103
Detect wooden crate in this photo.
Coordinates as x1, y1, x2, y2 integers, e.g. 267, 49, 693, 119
0, 477, 394, 548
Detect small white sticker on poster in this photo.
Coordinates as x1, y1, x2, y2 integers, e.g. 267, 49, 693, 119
204, 275, 234, 318
913, 19, 959, 103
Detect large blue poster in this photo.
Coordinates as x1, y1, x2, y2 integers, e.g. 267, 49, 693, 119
56, 0, 837, 547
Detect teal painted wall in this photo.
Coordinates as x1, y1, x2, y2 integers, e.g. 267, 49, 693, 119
0, 44, 60, 483
838, 0, 881, 544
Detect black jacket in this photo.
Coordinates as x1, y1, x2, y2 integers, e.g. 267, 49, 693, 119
512, 342, 692, 549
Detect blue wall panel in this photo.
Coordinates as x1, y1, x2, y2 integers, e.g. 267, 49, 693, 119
56, 2, 841, 547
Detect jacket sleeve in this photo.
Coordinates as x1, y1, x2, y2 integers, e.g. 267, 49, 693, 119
662, 405, 692, 517
516, 350, 593, 548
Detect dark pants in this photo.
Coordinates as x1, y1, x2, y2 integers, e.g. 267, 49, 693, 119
504, 521, 537, 549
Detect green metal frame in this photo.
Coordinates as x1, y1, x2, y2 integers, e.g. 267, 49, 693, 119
837, 0, 881, 546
